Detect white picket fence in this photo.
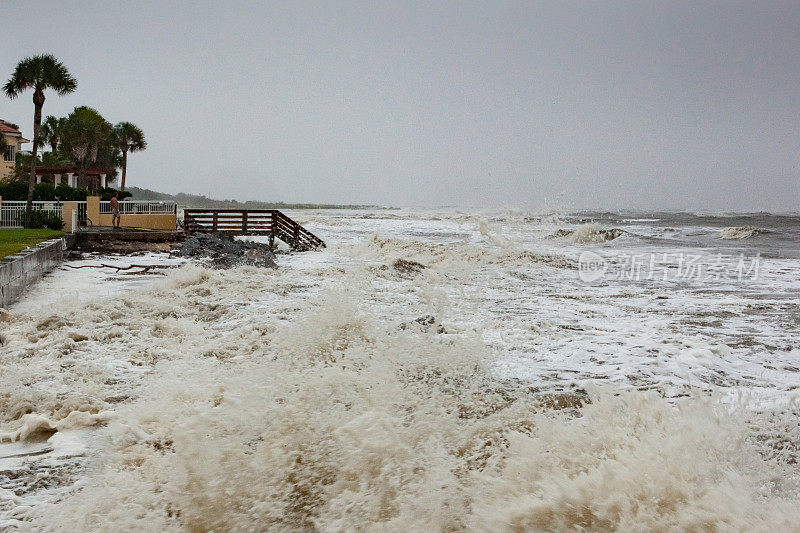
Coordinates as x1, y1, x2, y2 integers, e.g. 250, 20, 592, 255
0, 201, 63, 228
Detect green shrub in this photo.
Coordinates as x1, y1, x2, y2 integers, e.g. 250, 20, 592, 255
17, 209, 65, 230
0, 180, 88, 201
0, 180, 29, 200
54, 183, 88, 201
33, 182, 56, 200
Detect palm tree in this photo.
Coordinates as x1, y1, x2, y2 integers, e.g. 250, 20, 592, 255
39, 115, 67, 178
61, 107, 112, 189
3, 55, 76, 227
39, 115, 63, 154
113, 122, 146, 191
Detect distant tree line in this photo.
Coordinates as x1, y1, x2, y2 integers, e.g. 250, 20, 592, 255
126, 186, 380, 210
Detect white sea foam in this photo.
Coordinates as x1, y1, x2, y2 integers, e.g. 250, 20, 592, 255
0, 411, 113, 443
1, 209, 799, 529
18, 292, 800, 530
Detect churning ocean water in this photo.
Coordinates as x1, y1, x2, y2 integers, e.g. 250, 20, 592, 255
1, 208, 799, 530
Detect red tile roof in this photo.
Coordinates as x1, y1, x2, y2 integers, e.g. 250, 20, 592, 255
0, 120, 22, 135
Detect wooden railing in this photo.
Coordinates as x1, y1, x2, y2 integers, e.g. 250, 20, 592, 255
183, 209, 325, 251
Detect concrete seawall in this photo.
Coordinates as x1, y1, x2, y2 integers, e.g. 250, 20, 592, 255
0, 235, 76, 308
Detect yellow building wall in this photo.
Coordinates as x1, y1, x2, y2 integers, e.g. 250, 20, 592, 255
1, 132, 28, 181
97, 213, 177, 230
86, 196, 100, 225
59, 197, 177, 232
0, 161, 13, 181
89, 196, 175, 229
1, 132, 12, 179
61, 201, 78, 232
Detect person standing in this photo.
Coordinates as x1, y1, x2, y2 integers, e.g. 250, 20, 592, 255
110, 193, 121, 229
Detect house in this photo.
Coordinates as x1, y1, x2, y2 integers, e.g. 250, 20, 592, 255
1, 120, 109, 189
1, 120, 30, 180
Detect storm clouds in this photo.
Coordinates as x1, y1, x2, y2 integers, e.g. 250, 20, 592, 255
2, 1, 798, 211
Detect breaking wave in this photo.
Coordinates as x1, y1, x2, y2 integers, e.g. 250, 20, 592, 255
551, 224, 625, 243
721, 226, 763, 240
3, 210, 800, 530
355, 234, 575, 270
0, 274, 795, 530
38, 301, 800, 528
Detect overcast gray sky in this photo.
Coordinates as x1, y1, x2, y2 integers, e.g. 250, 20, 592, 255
2, 1, 799, 211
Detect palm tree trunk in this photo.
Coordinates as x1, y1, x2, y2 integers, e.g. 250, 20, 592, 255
120, 149, 128, 191
26, 91, 45, 228
80, 159, 87, 190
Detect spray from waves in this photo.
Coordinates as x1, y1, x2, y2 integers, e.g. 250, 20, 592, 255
353, 234, 575, 272
721, 226, 763, 240
551, 224, 625, 244
6, 278, 795, 531
470, 216, 514, 249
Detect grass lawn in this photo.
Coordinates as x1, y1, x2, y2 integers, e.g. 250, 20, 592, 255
0, 229, 63, 259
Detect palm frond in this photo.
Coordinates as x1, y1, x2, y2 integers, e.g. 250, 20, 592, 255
3, 54, 77, 98
113, 121, 147, 152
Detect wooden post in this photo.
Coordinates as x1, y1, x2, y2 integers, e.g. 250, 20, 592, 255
212, 211, 218, 231
242, 211, 248, 234
269, 212, 275, 249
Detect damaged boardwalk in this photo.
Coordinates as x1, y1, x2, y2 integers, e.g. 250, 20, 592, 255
183, 209, 325, 251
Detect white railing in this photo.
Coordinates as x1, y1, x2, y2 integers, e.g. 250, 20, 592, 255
99, 201, 177, 215
1, 201, 64, 228
1, 200, 177, 229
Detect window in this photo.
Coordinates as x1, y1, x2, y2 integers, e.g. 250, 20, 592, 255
4, 144, 14, 162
